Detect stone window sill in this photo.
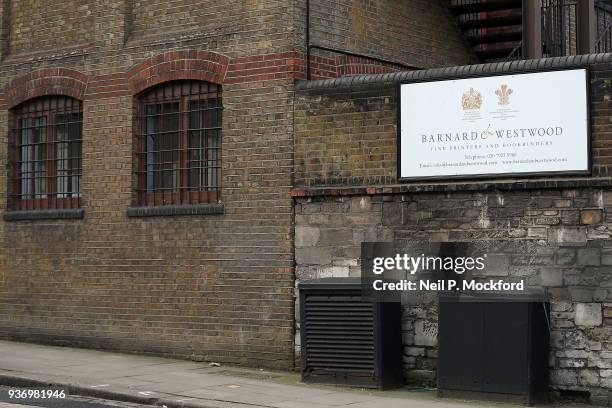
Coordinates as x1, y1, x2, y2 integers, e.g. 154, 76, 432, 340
3, 208, 84, 221
127, 203, 224, 217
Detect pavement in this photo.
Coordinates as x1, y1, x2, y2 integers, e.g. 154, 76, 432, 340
0, 385, 153, 408
0, 340, 602, 408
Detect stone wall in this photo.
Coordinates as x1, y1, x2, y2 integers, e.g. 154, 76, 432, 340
293, 59, 612, 405
294, 190, 612, 403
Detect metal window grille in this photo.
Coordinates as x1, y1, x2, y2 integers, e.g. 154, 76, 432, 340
9, 96, 83, 211
134, 80, 222, 206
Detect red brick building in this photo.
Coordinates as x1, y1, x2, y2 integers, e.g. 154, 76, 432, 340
0, 0, 471, 369
4, 0, 612, 402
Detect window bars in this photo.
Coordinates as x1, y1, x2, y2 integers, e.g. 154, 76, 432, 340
10, 96, 83, 211
134, 81, 222, 206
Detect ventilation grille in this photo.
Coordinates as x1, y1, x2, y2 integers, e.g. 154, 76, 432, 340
303, 293, 375, 376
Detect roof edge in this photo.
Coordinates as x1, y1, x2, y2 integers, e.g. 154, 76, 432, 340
295, 53, 612, 91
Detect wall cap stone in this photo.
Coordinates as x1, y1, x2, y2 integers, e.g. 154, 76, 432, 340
291, 177, 612, 197
295, 53, 612, 92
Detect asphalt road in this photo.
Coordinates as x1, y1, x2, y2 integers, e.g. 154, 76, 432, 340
0, 386, 154, 408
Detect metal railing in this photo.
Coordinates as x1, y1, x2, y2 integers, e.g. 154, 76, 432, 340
505, 40, 523, 61
596, 0, 612, 52
541, 0, 578, 57
449, 0, 612, 60
541, 0, 612, 56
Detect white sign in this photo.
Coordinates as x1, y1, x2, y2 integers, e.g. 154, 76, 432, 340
398, 69, 589, 180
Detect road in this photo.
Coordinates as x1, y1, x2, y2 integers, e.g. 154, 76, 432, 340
0, 386, 155, 408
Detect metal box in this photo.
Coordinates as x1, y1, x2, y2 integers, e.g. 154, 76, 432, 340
298, 278, 403, 389
437, 289, 550, 405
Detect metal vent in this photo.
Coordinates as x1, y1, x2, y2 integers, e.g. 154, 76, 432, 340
298, 278, 403, 390
303, 293, 375, 376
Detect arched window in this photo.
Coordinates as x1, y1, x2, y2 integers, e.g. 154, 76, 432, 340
9, 96, 83, 211
134, 80, 222, 206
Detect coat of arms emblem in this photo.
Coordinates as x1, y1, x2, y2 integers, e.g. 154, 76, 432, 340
462, 88, 482, 110
495, 84, 513, 105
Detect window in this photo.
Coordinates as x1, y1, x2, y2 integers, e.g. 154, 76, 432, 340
134, 80, 222, 206
9, 96, 83, 211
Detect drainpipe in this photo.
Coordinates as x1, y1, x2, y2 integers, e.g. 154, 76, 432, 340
523, 0, 543, 59
577, 0, 595, 54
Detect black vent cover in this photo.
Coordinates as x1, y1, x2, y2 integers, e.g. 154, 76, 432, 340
298, 278, 403, 389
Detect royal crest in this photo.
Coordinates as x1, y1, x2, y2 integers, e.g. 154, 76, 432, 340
462, 88, 482, 110
495, 84, 513, 105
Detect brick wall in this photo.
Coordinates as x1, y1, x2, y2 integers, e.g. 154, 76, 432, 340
308, 0, 473, 69
0, 0, 299, 369
293, 61, 612, 404
307, 50, 407, 80
294, 62, 612, 188
295, 86, 397, 186
129, 0, 297, 56
8, 0, 95, 54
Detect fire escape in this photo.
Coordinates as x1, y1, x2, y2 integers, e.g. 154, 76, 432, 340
448, 0, 612, 63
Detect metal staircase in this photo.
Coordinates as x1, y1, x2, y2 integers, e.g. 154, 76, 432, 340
449, 0, 524, 62
449, 0, 612, 63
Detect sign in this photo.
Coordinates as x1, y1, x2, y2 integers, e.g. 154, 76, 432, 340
398, 69, 589, 180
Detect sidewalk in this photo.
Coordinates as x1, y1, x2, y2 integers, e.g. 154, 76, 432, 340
0, 340, 598, 408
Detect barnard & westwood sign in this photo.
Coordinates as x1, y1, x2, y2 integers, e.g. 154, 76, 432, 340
397, 69, 589, 180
